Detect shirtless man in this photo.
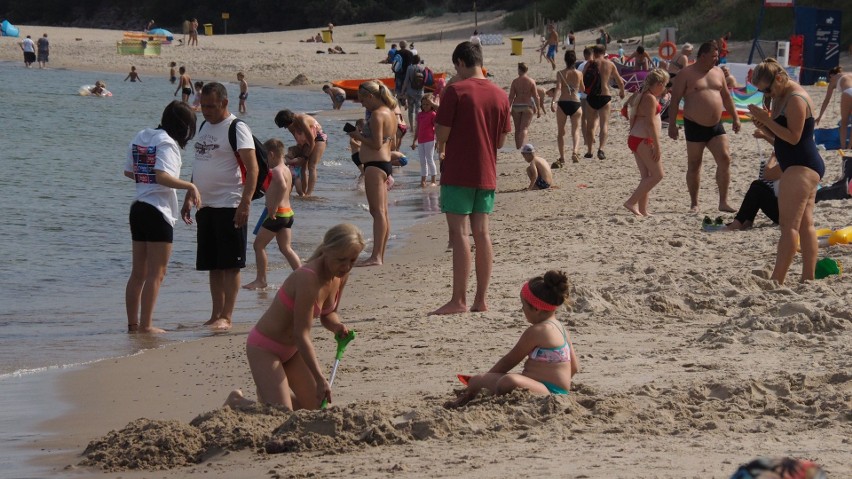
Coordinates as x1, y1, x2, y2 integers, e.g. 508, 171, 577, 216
667, 43, 693, 78
582, 45, 625, 160
815, 67, 852, 150
668, 41, 740, 213
508, 62, 541, 149
545, 23, 559, 70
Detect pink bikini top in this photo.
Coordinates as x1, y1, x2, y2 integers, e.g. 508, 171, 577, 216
277, 266, 340, 317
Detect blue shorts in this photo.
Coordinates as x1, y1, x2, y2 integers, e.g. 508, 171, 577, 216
547, 44, 557, 59
440, 185, 495, 215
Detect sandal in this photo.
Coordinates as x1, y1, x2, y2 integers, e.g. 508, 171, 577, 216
571, 152, 580, 163
597, 149, 606, 160
584, 152, 593, 159
551, 158, 564, 169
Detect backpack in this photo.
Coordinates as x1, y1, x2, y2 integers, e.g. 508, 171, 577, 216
410, 65, 425, 90
423, 66, 434, 87
583, 61, 602, 96
391, 53, 403, 73
200, 118, 269, 200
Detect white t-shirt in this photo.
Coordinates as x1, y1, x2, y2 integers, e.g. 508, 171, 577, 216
125, 128, 183, 226
192, 114, 254, 208
21, 38, 35, 53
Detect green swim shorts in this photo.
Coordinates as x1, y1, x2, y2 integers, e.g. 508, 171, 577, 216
440, 185, 495, 215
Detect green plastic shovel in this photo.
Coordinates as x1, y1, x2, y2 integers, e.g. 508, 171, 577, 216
320, 330, 356, 409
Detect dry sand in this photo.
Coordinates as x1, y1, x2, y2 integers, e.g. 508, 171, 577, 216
7, 12, 851, 479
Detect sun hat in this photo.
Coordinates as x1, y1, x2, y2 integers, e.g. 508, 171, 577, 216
521, 144, 535, 153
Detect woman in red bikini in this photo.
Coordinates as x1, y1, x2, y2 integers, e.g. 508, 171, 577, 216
623, 69, 670, 217
225, 224, 365, 410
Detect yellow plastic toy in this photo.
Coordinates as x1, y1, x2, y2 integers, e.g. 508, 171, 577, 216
828, 226, 852, 246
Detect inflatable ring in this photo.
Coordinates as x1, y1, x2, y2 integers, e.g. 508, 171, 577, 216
658, 41, 677, 61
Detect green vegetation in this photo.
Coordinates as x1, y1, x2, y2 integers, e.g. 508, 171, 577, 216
1, 0, 848, 50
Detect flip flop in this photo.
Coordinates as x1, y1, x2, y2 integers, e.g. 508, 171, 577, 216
457, 374, 471, 385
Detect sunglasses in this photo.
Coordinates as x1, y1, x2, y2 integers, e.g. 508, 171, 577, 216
760, 77, 774, 95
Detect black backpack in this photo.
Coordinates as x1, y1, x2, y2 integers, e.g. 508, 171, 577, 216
200, 118, 269, 200
583, 61, 602, 96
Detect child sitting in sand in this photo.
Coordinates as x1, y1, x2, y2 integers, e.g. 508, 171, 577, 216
243, 139, 301, 290
446, 270, 579, 408
226, 224, 365, 410
623, 69, 669, 217
520, 143, 554, 190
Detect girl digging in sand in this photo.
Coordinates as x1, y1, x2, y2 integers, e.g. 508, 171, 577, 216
226, 224, 364, 410
447, 270, 579, 408
623, 69, 669, 217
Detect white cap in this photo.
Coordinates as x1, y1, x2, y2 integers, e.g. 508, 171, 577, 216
521, 144, 535, 153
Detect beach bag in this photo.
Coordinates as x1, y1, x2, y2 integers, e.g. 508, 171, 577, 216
200, 118, 269, 200
411, 65, 425, 90
423, 66, 434, 87
583, 61, 602, 96
391, 53, 403, 73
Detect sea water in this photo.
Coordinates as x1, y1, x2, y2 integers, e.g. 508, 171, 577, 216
0, 62, 441, 476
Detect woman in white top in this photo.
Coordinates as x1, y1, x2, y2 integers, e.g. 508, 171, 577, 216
124, 101, 200, 333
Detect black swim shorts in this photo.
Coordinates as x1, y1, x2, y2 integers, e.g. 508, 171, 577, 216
196, 207, 247, 270
683, 118, 726, 143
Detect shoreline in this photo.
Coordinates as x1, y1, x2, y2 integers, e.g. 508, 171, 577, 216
6, 16, 851, 479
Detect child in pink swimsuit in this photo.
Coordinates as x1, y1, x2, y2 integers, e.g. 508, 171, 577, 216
446, 270, 580, 408
224, 224, 365, 411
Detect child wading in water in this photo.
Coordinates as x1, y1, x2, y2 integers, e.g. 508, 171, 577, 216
124, 66, 142, 82
623, 69, 669, 217
226, 224, 365, 410
447, 270, 579, 408
168, 61, 177, 84
243, 139, 302, 290
237, 71, 248, 114
411, 94, 438, 187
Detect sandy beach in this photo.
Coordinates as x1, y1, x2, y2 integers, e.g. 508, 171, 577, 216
5, 12, 851, 478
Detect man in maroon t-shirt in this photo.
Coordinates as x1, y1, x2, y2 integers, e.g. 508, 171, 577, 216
430, 41, 511, 315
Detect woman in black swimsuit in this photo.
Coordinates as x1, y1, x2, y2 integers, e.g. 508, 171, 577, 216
347, 80, 399, 267
550, 50, 585, 167
748, 58, 824, 284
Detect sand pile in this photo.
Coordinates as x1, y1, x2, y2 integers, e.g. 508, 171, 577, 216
80, 366, 850, 472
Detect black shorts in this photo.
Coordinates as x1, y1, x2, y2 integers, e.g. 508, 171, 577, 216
182, 87, 192, 95
351, 152, 361, 167
24, 52, 36, 63
196, 207, 247, 270
261, 215, 294, 233
683, 118, 726, 143
129, 201, 173, 243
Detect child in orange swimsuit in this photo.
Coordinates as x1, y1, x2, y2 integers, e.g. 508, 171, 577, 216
243, 139, 301, 290
225, 224, 365, 411
446, 270, 580, 408
624, 69, 669, 217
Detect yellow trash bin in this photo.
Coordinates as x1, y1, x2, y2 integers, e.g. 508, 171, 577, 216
321, 30, 332, 43
510, 36, 524, 56
374, 34, 386, 49
204, 24, 213, 36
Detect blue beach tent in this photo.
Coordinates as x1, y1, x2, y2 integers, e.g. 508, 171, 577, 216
1, 20, 20, 37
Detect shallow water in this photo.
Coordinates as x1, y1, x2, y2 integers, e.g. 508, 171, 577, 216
0, 61, 440, 477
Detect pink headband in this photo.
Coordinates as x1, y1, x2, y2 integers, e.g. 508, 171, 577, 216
521, 282, 558, 311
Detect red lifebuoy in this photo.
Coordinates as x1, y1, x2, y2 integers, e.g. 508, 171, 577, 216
658, 41, 677, 61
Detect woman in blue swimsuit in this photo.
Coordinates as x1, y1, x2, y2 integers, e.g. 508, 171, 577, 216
748, 58, 824, 284
446, 270, 580, 408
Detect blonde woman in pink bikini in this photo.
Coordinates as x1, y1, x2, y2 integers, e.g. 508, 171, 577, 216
225, 224, 364, 410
